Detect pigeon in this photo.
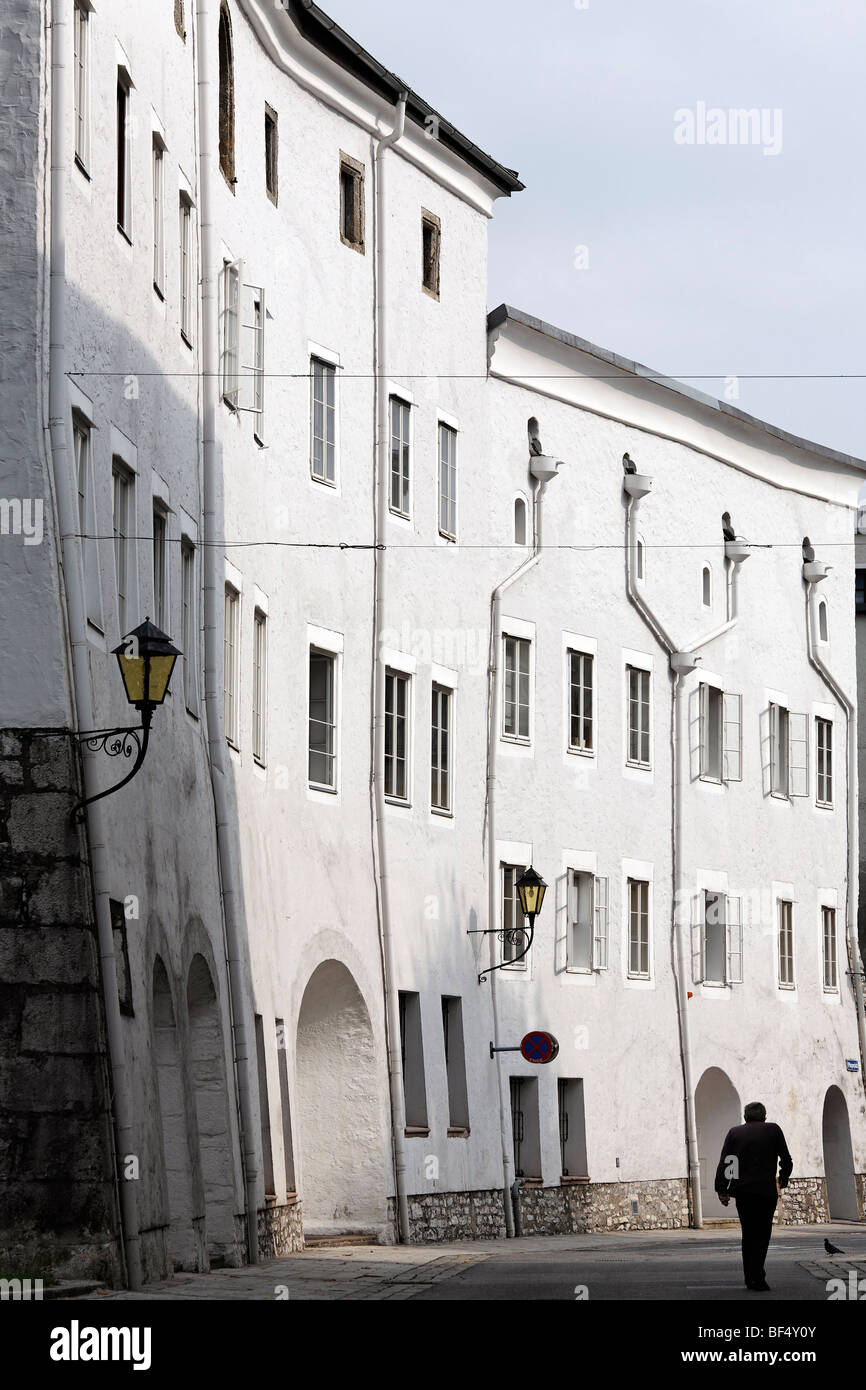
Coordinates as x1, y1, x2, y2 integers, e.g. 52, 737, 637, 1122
802, 536, 815, 563
623, 452, 637, 475
824, 1238, 844, 1255
528, 417, 544, 456
722, 512, 737, 542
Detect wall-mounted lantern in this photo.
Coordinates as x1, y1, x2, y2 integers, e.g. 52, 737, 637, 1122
469, 865, 548, 983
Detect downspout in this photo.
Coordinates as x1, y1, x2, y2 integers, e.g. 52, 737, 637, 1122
803, 573, 866, 1090
46, 0, 142, 1287
372, 90, 410, 1244
196, 0, 259, 1263
487, 461, 560, 1236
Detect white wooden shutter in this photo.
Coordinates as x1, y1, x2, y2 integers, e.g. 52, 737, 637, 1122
722, 692, 742, 782
760, 707, 773, 796
725, 895, 743, 983
236, 283, 266, 428
593, 876, 609, 971
698, 683, 709, 776
221, 259, 242, 405
691, 892, 705, 984
788, 712, 809, 797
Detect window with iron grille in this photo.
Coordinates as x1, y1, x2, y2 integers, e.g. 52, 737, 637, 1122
627, 877, 650, 978
568, 650, 593, 753
431, 683, 451, 813
438, 422, 457, 539
384, 669, 409, 801
311, 358, 336, 484
816, 717, 833, 807
778, 899, 794, 988
822, 906, 837, 990
558, 1078, 588, 1178
389, 397, 410, 517
308, 649, 336, 789
626, 665, 651, 767
503, 635, 530, 740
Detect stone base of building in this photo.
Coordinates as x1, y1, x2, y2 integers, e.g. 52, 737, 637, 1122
777, 1177, 829, 1224
258, 1199, 305, 1257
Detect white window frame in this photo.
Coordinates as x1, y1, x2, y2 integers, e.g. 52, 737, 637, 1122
224, 583, 240, 749
691, 889, 742, 986
431, 682, 452, 814
769, 701, 809, 799
816, 716, 833, 808
73, 410, 104, 632
221, 259, 241, 407
777, 898, 795, 989
152, 504, 168, 629
626, 663, 651, 769
251, 292, 265, 442
112, 461, 133, 638
310, 356, 337, 485
438, 420, 457, 540
389, 395, 411, 519
73, 2, 91, 172
821, 902, 838, 992
627, 877, 650, 980
502, 634, 531, 743
152, 136, 166, 295
699, 682, 742, 784
179, 194, 194, 344
181, 537, 197, 714
567, 869, 609, 972
501, 863, 529, 971
308, 647, 338, 792
568, 648, 594, 756
116, 68, 133, 240
384, 667, 411, 804
252, 608, 267, 766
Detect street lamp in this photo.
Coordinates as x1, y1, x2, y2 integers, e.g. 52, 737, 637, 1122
516, 865, 546, 924
469, 864, 548, 982
72, 618, 180, 822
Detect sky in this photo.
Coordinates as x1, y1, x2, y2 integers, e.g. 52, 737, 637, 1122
322, 0, 865, 462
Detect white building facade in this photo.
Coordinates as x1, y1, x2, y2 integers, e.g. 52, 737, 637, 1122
1, 0, 864, 1285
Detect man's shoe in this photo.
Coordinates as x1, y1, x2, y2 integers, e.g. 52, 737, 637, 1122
751, 1280, 770, 1291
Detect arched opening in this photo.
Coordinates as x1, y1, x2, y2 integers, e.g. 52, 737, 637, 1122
818, 600, 828, 643
695, 1067, 741, 1220
702, 565, 712, 607
187, 954, 237, 1264
822, 1085, 858, 1219
514, 496, 527, 546
218, 4, 235, 184
152, 958, 203, 1271
295, 960, 391, 1238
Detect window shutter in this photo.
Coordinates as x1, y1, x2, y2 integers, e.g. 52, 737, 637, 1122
722, 692, 742, 782
698, 683, 709, 776
691, 893, 705, 984
221, 259, 241, 405
726, 895, 743, 983
760, 707, 773, 797
593, 876, 609, 971
788, 712, 809, 797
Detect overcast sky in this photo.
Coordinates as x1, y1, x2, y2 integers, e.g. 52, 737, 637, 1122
323, 0, 865, 462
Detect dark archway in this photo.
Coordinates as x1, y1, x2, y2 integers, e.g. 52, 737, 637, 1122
695, 1067, 741, 1220
152, 957, 204, 1271
187, 954, 237, 1263
822, 1086, 858, 1220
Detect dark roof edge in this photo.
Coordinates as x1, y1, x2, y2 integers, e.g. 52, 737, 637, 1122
488, 304, 866, 473
285, 1, 524, 195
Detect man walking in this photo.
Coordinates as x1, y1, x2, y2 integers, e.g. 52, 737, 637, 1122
714, 1101, 793, 1291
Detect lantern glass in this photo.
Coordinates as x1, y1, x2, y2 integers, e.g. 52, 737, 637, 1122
516, 866, 547, 919
113, 619, 181, 710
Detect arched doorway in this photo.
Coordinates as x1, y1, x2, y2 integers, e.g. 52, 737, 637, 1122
187, 954, 237, 1264
695, 1067, 741, 1220
295, 960, 390, 1238
152, 958, 204, 1271
822, 1086, 858, 1220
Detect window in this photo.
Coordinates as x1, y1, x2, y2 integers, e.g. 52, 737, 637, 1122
514, 496, 527, 546
252, 610, 267, 765
252, 295, 265, 440
389, 397, 410, 517
224, 585, 239, 747
626, 665, 651, 768
856, 569, 866, 614
510, 1076, 540, 1179
431, 683, 451, 813
441, 997, 469, 1132
568, 650, 593, 753
822, 906, 838, 991
421, 210, 441, 297
503, 636, 530, 740
311, 358, 336, 484
398, 992, 428, 1133
502, 864, 528, 967
438, 422, 457, 539
339, 154, 364, 251
568, 871, 609, 971
769, 702, 809, 797
73, 3, 90, 170
627, 877, 650, 979
179, 196, 193, 344
308, 649, 336, 789
816, 718, 833, 807
112, 462, 132, 636
818, 600, 828, 643
73, 414, 102, 629
221, 261, 240, 406
152, 139, 165, 294
152, 507, 167, 628
116, 71, 132, 237
218, 3, 235, 185
558, 1078, 588, 1178
384, 668, 409, 801
254, 1015, 275, 1197
181, 540, 197, 712
778, 899, 794, 988
702, 565, 711, 607
275, 1018, 297, 1194
174, 0, 186, 40
699, 684, 742, 783
692, 891, 742, 986
264, 105, 278, 204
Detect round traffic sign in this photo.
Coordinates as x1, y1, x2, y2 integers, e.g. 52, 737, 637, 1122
520, 1030, 559, 1064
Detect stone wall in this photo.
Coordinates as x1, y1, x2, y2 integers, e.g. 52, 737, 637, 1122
0, 730, 122, 1284
778, 1177, 829, 1225
257, 1200, 305, 1258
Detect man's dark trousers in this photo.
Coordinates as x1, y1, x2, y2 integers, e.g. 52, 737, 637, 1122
735, 1192, 777, 1286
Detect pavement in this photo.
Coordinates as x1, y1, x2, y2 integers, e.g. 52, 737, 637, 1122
76, 1222, 866, 1301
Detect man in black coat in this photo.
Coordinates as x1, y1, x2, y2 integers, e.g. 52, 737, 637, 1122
714, 1101, 793, 1291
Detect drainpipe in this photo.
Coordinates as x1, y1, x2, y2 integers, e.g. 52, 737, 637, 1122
196, 0, 259, 1263
46, 0, 142, 1288
487, 456, 562, 1236
371, 90, 410, 1244
803, 568, 866, 1091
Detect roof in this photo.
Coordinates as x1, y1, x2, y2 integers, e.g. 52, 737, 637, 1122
284, 1, 524, 195
488, 304, 866, 472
